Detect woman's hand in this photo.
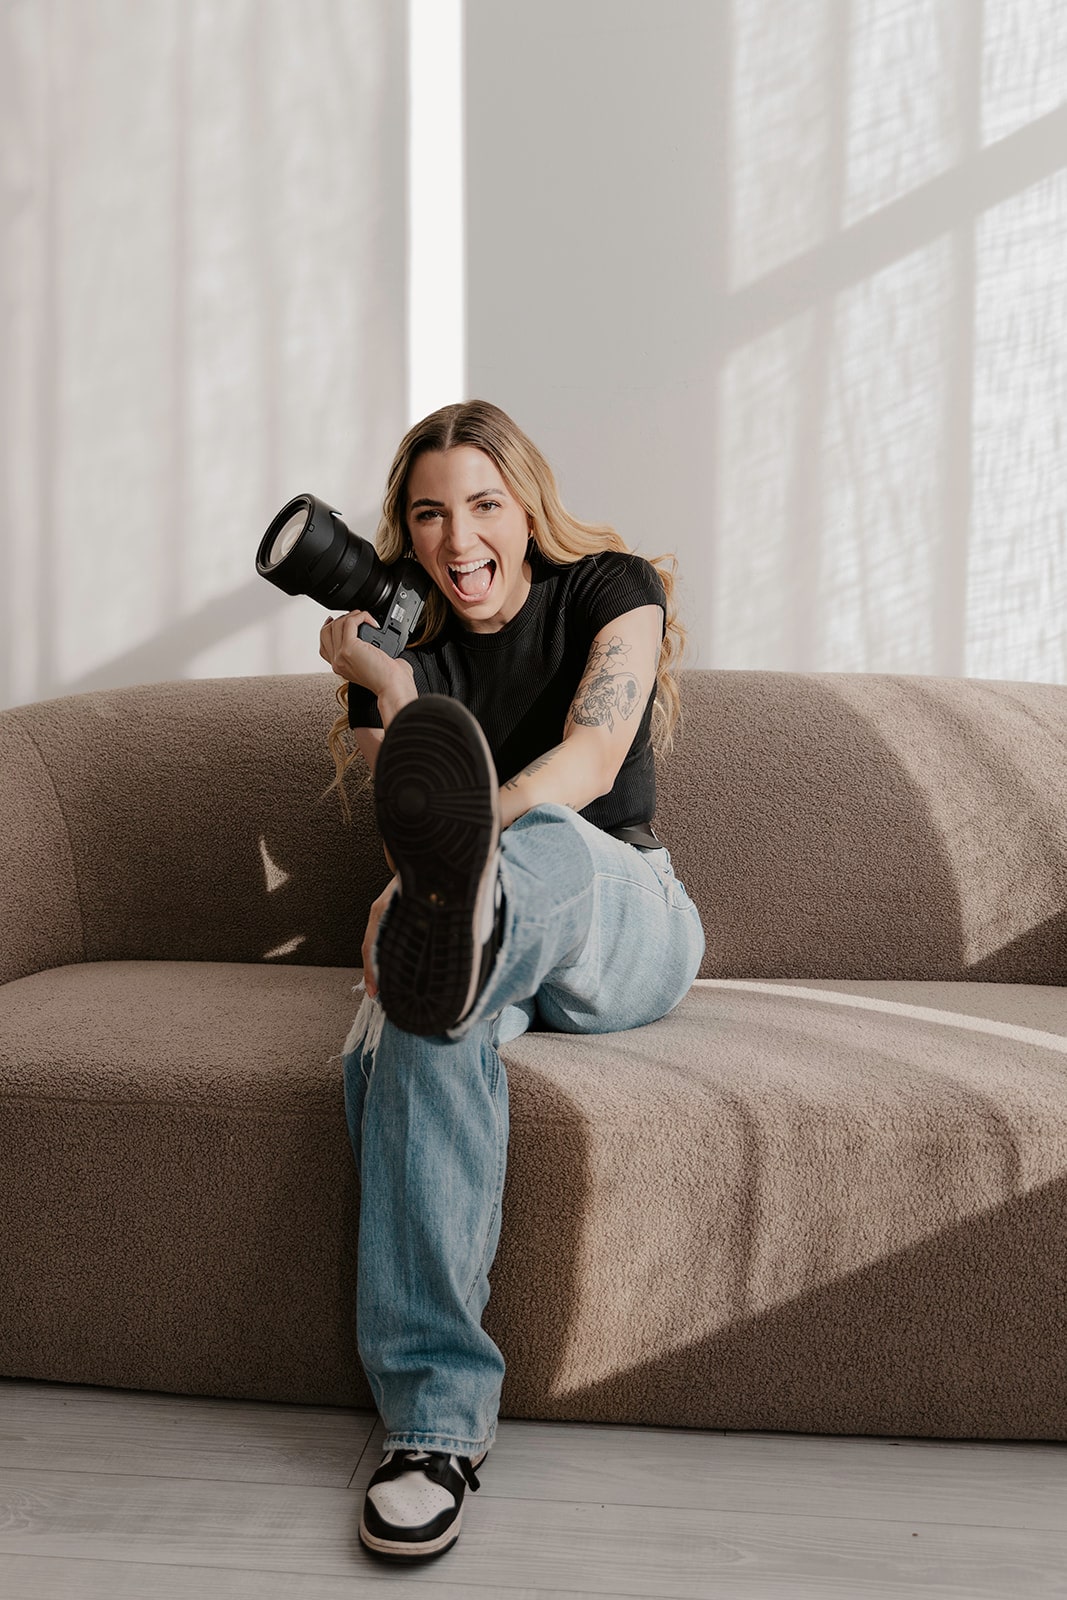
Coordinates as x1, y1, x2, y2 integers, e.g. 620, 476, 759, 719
319, 610, 405, 700
362, 874, 400, 999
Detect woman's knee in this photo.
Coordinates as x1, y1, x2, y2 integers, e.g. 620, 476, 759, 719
501, 803, 595, 889
506, 800, 582, 836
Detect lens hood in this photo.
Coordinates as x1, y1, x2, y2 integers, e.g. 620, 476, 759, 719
256, 491, 431, 658
256, 493, 393, 613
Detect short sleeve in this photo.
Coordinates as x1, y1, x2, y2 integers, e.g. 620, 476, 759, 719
571, 551, 667, 640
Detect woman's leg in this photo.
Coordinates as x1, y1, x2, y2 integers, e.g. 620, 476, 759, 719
454, 802, 706, 1038
342, 1006, 516, 1458
341, 801, 704, 1455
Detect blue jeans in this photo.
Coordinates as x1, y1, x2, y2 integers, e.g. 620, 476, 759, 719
340, 801, 705, 1458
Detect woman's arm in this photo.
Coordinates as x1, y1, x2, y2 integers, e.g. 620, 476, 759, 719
322, 606, 417, 777
351, 727, 385, 773
499, 602, 664, 829
350, 663, 420, 780
320, 612, 418, 877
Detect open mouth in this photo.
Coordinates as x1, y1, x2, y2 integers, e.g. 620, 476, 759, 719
446, 557, 497, 602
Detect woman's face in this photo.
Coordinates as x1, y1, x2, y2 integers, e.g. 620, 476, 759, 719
405, 446, 533, 633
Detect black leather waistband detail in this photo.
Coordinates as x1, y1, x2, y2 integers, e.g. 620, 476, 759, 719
605, 823, 662, 852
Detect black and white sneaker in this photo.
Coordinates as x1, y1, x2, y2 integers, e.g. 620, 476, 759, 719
373, 694, 504, 1037
359, 1447, 488, 1559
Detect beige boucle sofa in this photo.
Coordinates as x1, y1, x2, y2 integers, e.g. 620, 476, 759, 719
2, 668, 1065, 1442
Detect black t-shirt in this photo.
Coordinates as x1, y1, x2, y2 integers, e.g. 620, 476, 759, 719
347, 546, 667, 842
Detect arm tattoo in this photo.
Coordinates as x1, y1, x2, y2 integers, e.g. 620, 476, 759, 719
568, 635, 642, 733
501, 743, 565, 792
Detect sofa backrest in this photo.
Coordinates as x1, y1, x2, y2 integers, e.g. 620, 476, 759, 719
2, 669, 1065, 986
1, 674, 386, 986
658, 669, 1067, 985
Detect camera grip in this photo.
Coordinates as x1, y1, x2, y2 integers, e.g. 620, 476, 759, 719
357, 618, 390, 651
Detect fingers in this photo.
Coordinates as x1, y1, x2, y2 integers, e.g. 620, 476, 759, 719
319, 611, 378, 674
322, 610, 375, 633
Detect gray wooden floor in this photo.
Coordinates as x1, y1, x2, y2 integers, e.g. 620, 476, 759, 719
0, 1377, 1064, 1599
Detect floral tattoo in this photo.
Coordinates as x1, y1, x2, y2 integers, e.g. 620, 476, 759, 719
567, 635, 642, 733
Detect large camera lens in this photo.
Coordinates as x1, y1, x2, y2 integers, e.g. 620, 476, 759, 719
256, 490, 431, 659
268, 507, 309, 566
256, 492, 392, 614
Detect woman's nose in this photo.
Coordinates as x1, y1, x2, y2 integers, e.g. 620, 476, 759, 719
442, 520, 481, 551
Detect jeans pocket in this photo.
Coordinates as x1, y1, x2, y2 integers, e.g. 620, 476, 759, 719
649, 851, 693, 913
671, 877, 697, 912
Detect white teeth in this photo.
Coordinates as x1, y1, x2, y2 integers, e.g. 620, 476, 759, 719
449, 558, 493, 574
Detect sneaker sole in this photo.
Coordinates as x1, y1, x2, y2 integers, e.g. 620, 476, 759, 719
358, 1508, 461, 1559
373, 695, 500, 1036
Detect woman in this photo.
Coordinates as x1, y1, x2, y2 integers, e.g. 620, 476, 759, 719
318, 399, 705, 1562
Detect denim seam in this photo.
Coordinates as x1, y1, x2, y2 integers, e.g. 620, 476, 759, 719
383, 1430, 495, 1453
589, 867, 686, 903
498, 832, 592, 919
464, 1049, 507, 1309
505, 882, 593, 932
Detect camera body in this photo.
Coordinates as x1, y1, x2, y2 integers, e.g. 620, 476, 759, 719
256, 492, 430, 657
354, 560, 428, 656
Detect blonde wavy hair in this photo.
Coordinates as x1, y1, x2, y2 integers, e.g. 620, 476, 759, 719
323, 399, 689, 822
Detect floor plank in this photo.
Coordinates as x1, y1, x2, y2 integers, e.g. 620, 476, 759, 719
0, 1378, 1064, 1600
0, 1556, 659, 1600
3, 1463, 1066, 1598
5, 1379, 1063, 1531
1, 1379, 376, 1487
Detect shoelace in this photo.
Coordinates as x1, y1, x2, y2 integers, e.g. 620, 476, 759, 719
388, 1448, 483, 1492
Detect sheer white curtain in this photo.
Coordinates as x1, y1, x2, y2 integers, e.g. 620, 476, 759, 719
1, 0, 406, 711
718, 0, 1067, 681
466, 0, 1067, 684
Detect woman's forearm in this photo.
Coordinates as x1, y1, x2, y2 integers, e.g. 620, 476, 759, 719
499, 735, 610, 830
377, 660, 419, 730
371, 664, 418, 879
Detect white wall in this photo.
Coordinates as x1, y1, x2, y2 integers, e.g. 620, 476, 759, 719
3, 0, 1065, 710
466, 0, 1067, 680
1, 0, 407, 712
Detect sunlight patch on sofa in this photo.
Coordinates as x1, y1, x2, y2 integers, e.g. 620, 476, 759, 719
259, 835, 290, 892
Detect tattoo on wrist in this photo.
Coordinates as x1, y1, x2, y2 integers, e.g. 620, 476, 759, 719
502, 744, 565, 791
568, 636, 642, 732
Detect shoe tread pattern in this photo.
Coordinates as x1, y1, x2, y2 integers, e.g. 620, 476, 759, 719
373, 696, 499, 1035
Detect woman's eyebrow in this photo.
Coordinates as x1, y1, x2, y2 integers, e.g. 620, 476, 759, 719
410, 488, 506, 509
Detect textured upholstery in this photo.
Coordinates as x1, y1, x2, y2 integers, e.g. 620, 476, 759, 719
1, 669, 1065, 1439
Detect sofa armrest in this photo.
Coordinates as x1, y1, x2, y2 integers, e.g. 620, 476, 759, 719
0, 675, 391, 973
0, 711, 85, 986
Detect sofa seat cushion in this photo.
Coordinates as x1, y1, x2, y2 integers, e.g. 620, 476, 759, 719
2, 961, 1065, 1438
0, 959, 362, 1110
0, 959, 368, 1406
487, 976, 1067, 1439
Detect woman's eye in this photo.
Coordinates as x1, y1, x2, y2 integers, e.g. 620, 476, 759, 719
415, 502, 497, 520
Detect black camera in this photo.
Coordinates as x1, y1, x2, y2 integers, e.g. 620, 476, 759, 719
256, 492, 430, 657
